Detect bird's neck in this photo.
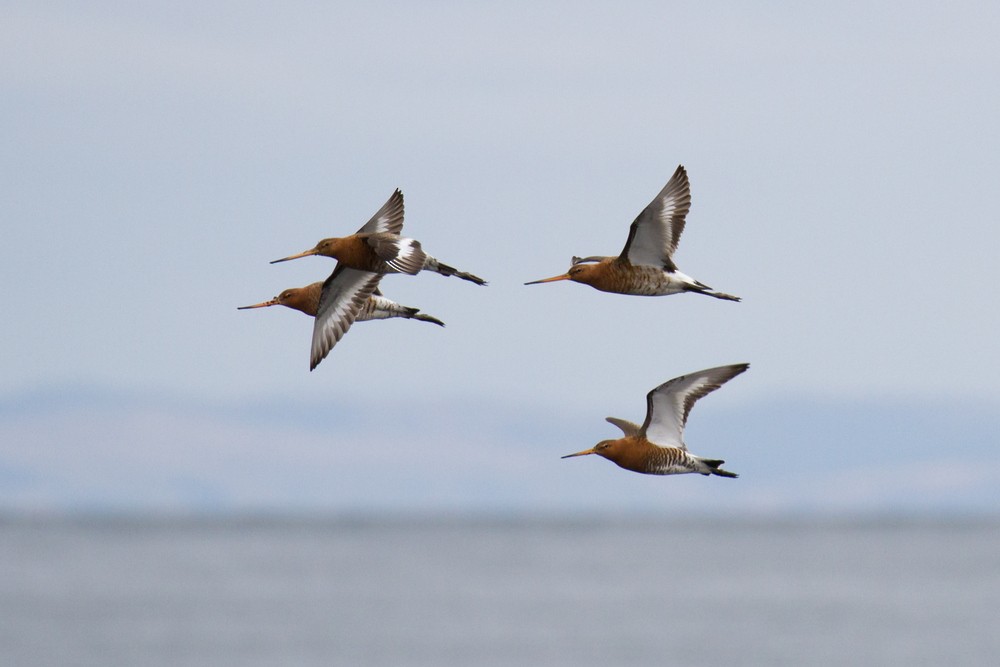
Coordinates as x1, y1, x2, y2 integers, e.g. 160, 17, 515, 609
283, 284, 323, 317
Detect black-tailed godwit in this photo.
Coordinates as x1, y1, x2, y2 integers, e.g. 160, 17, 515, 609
526, 165, 739, 301
271, 189, 486, 285
562, 363, 749, 477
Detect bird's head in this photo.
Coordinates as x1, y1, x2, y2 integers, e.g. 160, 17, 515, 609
524, 262, 601, 287
237, 283, 322, 317
561, 439, 621, 462
271, 237, 343, 263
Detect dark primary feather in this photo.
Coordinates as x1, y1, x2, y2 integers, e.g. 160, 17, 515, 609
356, 189, 405, 236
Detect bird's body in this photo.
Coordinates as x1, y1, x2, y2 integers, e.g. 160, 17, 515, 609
562, 363, 749, 477
278, 231, 427, 275
238, 281, 446, 326
557, 257, 712, 297
259, 190, 467, 369
580, 434, 730, 476
271, 190, 486, 285
525, 165, 739, 302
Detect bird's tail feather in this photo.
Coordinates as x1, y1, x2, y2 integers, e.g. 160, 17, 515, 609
412, 312, 446, 326
424, 257, 487, 285
690, 282, 741, 302
701, 458, 739, 478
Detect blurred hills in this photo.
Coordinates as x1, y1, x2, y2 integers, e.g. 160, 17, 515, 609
1, 386, 997, 517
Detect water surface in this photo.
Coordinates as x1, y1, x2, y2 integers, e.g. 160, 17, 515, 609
1, 517, 997, 666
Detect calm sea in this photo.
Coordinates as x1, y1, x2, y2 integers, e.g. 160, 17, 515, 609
1, 517, 997, 666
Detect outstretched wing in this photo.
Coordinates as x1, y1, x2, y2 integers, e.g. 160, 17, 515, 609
356, 189, 405, 235
640, 363, 749, 449
618, 165, 691, 270
310, 266, 382, 370
605, 417, 642, 437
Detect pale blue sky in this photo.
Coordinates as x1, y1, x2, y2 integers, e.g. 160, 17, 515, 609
1, 2, 998, 513
4, 1, 999, 407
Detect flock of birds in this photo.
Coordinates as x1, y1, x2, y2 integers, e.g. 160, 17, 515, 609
240, 165, 749, 479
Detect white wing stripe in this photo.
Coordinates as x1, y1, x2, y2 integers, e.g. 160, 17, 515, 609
641, 364, 749, 449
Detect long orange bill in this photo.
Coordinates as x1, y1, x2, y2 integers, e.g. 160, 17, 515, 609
237, 298, 279, 310
524, 273, 571, 286
561, 448, 596, 459
270, 248, 319, 264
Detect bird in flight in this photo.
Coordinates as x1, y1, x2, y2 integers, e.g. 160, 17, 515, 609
562, 363, 749, 477
526, 165, 739, 301
262, 190, 481, 369
271, 189, 486, 285
238, 281, 445, 326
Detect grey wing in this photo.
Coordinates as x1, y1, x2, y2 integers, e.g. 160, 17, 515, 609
640, 363, 749, 449
572, 255, 610, 265
618, 165, 691, 270
366, 234, 427, 274
356, 189, 405, 235
605, 417, 642, 437
310, 266, 383, 370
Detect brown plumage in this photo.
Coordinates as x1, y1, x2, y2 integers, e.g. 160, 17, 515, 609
260, 190, 476, 369
271, 189, 486, 285
525, 165, 740, 301
238, 282, 446, 326
562, 363, 749, 477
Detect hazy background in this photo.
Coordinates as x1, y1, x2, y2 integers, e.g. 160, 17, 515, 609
3, 1, 998, 517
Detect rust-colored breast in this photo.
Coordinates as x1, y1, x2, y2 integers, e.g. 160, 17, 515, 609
582, 261, 669, 296
602, 436, 691, 475
582, 260, 627, 293
282, 283, 323, 316
336, 235, 385, 272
